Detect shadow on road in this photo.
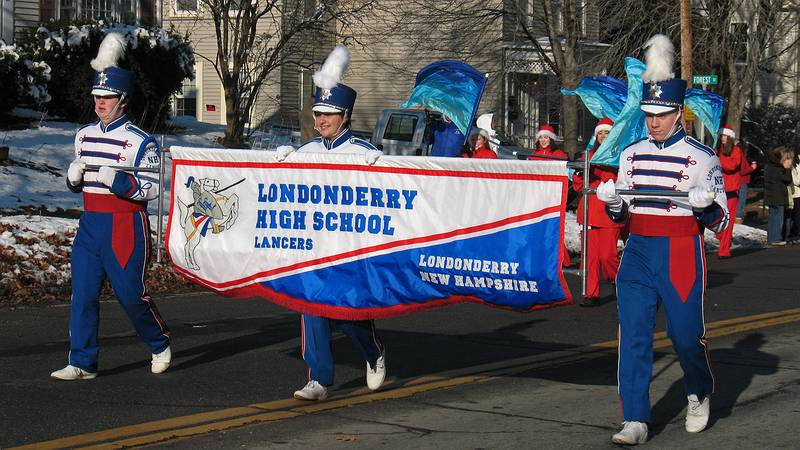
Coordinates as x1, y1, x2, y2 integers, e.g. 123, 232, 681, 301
648, 333, 779, 437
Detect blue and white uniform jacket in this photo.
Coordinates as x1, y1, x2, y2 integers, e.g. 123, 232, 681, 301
609, 127, 728, 236
70, 115, 160, 212
297, 129, 381, 156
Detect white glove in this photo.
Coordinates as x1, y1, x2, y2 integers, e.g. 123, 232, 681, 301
97, 166, 118, 188
688, 186, 715, 209
596, 179, 623, 212
274, 145, 295, 162
364, 150, 382, 166
67, 159, 85, 186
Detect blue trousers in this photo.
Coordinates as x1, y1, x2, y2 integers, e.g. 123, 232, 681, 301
301, 314, 382, 385
767, 206, 785, 243
736, 184, 748, 219
616, 234, 714, 423
69, 211, 170, 372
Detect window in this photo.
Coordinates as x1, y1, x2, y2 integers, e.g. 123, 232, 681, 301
174, 77, 197, 117
55, 0, 138, 22
80, 0, 113, 20
731, 23, 749, 64
59, 0, 77, 20
383, 114, 418, 142
175, 0, 198, 13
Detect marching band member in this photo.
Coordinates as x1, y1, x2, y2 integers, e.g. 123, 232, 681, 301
596, 35, 728, 444
462, 128, 498, 159
276, 46, 386, 401
527, 124, 568, 161
528, 123, 572, 268
572, 118, 623, 306
52, 33, 170, 380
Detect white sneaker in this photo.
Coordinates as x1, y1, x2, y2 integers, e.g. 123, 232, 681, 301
151, 346, 171, 374
611, 421, 648, 445
366, 351, 386, 391
50, 365, 97, 380
685, 394, 710, 432
293, 380, 328, 401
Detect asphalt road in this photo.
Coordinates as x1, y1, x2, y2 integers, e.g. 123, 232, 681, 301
1, 245, 798, 449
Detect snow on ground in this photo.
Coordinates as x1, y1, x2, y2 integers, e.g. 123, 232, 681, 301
0, 108, 768, 293
1, 109, 227, 212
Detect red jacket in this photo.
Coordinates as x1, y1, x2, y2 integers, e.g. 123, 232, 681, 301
462, 144, 498, 159
572, 150, 624, 228
717, 144, 743, 192
528, 145, 568, 160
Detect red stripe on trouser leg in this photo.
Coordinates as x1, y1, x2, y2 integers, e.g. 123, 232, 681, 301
669, 236, 696, 303
112, 213, 135, 269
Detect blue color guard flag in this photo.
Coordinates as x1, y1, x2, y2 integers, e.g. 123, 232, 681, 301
564, 57, 725, 167
400, 60, 487, 138
167, 147, 573, 320
685, 88, 725, 147
561, 75, 629, 154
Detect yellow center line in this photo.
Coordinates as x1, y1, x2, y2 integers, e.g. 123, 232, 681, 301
10, 307, 800, 450
591, 308, 800, 350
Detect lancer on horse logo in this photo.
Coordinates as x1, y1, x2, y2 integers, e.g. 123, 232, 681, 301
176, 176, 242, 270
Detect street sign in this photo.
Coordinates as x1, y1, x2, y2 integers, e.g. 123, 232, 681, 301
692, 74, 718, 85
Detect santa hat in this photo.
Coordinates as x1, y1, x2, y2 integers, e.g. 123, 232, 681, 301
594, 117, 613, 136
536, 124, 556, 140
720, 123, 735, 138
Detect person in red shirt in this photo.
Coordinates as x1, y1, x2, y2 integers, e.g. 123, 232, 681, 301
572, 118, 623, 306
715, 124, 744, 258
528, 124, 568, 160
462, 128, 498, 159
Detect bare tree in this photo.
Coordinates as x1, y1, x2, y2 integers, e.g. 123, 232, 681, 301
192, 0, 378, 148
694, 0, 799, 137
364, 0, 603, 154
537, 0, 582, 153
590, 0, 799, 141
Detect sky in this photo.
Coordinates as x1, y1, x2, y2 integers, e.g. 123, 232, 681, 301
0, 108, 768, 288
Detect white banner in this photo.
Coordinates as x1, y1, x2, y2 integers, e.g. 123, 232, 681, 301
167, 146, 572, 319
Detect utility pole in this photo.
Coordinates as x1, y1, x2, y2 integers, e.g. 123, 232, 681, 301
680, 0, 693, 135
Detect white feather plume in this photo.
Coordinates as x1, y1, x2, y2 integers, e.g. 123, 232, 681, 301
90, 33, 127, 72
642, 34, 675, 83
313, 45, 350, 89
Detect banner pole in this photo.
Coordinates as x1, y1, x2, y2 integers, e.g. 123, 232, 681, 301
156, 137, 167, 264
581, 152, 590, 298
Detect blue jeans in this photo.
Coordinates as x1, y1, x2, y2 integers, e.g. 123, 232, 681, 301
736, 184, 749, 218
767, 206, 785, 243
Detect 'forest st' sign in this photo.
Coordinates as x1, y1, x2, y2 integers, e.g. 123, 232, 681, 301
693, 75, 718, 85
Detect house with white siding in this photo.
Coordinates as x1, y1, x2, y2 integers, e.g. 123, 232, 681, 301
4, 1, 799, 145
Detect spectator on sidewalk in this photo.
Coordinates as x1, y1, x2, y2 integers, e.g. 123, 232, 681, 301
763, 146, 795, 246
786, 153, 800, 242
